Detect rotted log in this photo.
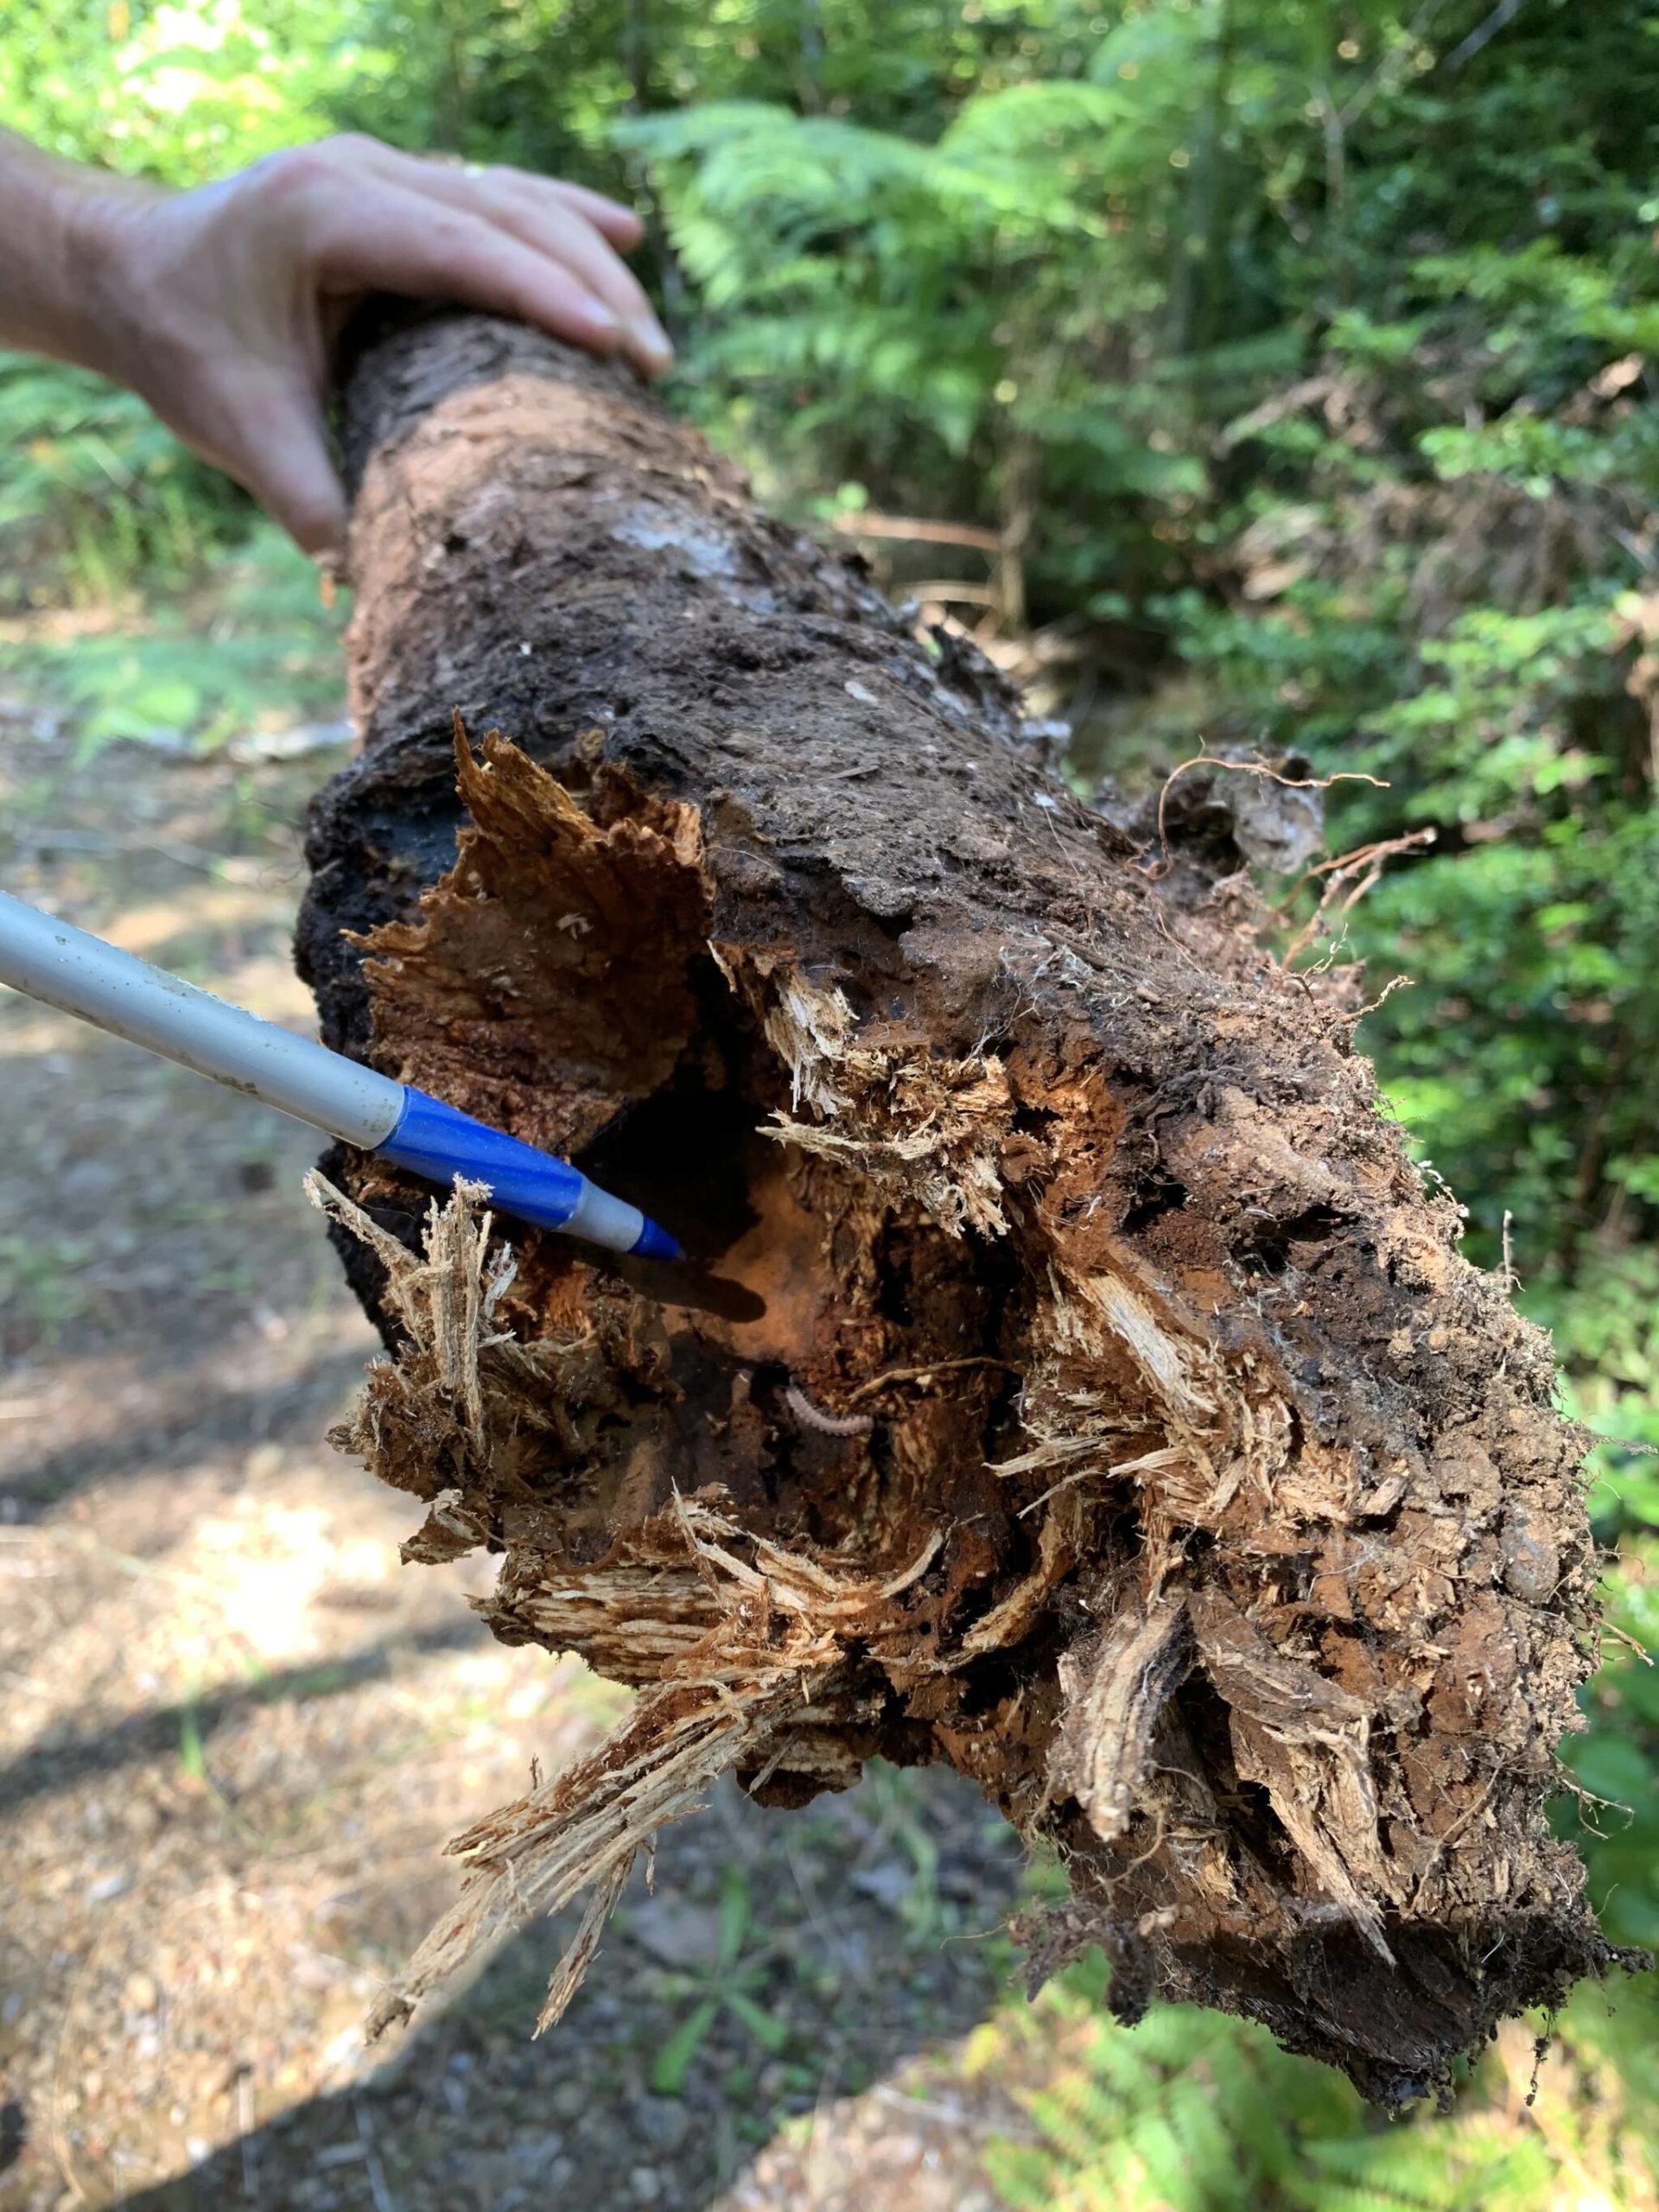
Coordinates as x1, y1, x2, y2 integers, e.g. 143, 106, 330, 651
296, 306, 1628, 2102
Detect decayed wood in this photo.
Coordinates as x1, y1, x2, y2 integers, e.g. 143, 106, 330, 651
296, 306, 1629, 2102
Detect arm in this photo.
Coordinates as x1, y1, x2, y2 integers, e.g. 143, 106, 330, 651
0, 128, 672, 553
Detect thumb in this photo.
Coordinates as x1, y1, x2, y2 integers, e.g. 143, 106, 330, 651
217, 385, 349, 556
183, 376, 349, 557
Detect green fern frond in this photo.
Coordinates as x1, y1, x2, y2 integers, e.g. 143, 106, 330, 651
980, 1974, 1659, 2212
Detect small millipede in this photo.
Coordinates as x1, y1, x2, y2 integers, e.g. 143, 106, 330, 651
781, 1380, 875, 1439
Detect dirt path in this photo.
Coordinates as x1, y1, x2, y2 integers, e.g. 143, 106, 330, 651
0, 718, 1023, 2212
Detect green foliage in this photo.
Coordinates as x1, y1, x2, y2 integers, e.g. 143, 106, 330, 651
0, 359, 247, 603
644, 1866, 792, 2096
975, 1949, 1658, 2211
983, 1974, 1357, 2212
1, 0, 362, 181
0, 1228, 97, 1343
0, 524, 347, 754
1544, 1269, 1659, 1960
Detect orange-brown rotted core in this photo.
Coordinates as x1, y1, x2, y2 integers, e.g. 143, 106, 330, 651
343, 723, 1030, 1597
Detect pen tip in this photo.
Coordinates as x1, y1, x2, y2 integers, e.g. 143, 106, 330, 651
631, 1216, 683, 1263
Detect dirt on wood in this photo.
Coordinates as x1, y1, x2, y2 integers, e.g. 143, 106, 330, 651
296, 307, 1630, 2105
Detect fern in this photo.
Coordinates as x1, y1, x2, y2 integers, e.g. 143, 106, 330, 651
986, 1991, 1359, 2212
623, 80, 1189, 513
0, 524, 346, 754
0, 360, 246, 604
981, 1968, 1659, 2212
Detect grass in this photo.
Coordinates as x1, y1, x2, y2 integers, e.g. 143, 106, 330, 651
0, 1230, 98, 1343
647, 1867, 792, 2096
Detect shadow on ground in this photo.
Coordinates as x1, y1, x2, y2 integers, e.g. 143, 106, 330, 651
107, 1768, 1023, 2212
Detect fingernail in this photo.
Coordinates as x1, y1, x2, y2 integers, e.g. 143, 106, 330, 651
630, 311, 675, 370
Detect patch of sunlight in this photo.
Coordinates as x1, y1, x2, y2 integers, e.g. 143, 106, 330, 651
212, 950, 319, 1027
194, 1498, 373, 1664
105, 881, 291, 958
0, 998, 79, 1056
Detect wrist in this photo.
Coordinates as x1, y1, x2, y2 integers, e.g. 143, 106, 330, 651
0, 131, 162, 370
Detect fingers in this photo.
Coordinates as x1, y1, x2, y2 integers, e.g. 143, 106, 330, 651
352, 146, 669, 374
543, 178, 646, 249
452, 173, 671, 371
309, 178, 637, 363
362, 143, 644, 248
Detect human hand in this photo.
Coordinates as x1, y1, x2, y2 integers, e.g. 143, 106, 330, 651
55, 134, 672, 554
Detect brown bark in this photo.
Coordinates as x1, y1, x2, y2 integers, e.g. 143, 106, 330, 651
296, 307, 1630, 2103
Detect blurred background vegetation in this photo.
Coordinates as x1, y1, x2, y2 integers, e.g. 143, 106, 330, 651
3, 1, 1657, 2202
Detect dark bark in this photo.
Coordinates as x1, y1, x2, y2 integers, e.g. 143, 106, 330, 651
297, 306, 1630, 2101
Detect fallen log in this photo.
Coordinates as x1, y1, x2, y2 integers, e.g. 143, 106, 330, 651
296, 307, 1629, 2103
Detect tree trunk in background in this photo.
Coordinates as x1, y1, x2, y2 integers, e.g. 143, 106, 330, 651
297, 307, 1627, 2102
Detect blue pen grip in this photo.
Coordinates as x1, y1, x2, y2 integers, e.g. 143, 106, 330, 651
378, 1087, 588, 1230
0, 890, 680, 1261
374, 1088, 682, 1261
376, 1088, 683, 1260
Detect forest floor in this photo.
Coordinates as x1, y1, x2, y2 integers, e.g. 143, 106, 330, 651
0, 712, 1033, 2212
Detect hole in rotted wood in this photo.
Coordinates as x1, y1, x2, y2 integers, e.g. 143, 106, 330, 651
1120, 1169, 1190, 1237
580, 1074, 768, 1294
1172, 1669, 1300, 1878
1235, 1200, 1348, 1279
